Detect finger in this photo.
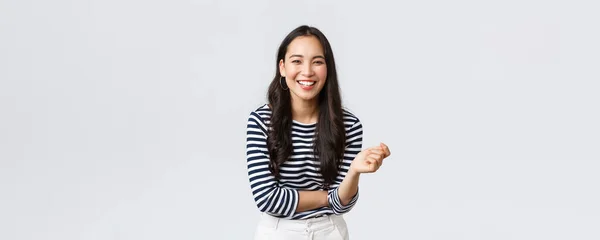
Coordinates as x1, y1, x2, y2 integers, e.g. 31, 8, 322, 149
368, 152, 384, 161
367, 155, 382, 167
367, 145, 383, 151
380, 142, 391, 157
365, 159, 377, 172
368, 148, 384, 155
369, 159, 380, 172
379, 143, 387, 156
375, 154, 385, 166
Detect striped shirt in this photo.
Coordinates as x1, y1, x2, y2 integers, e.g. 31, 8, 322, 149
246, 104, 363, 220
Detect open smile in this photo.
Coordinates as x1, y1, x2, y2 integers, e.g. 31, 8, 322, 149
296, 80, 316, 90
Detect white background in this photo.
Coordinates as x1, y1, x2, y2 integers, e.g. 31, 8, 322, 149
1, 0, 599, 239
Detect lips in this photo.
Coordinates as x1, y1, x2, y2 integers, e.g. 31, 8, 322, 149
296, 80, 316, 86
296, 80, 316, 90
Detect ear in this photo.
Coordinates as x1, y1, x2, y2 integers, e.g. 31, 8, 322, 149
279, 59, 286, 77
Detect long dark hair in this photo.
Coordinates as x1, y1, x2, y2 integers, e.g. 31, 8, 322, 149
266, 25, 346, 188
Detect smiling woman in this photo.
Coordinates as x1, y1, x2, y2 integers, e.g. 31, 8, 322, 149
246, 25, 392, 240
280, 35, 327, 100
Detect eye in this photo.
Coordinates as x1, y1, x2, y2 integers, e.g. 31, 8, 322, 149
291, 60, 301, 64
314, 60, 325, 65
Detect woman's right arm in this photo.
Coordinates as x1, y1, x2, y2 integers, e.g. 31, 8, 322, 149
246, 112, 327, 218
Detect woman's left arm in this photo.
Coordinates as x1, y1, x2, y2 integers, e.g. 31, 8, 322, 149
336, 168, 360, 206
328, 120, 392, 214
326, 120, 363, 214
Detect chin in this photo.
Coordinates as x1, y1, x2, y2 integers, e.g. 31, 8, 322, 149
298, 94, 315, 99
301, 97, 318, 102
294, 93, 319, 102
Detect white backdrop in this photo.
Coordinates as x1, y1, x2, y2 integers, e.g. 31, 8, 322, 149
1, 0, 599, 239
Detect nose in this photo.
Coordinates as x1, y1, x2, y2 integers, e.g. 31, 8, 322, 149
300, 62, 314, 77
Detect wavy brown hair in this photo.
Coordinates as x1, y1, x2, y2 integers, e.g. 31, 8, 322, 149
266, 25, 345, 188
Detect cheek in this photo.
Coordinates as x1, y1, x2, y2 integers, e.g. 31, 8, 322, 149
316, 66, 328, 80
285, 67, 300, 79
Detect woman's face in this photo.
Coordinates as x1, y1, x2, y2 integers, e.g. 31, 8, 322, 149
279, 35, 327, 103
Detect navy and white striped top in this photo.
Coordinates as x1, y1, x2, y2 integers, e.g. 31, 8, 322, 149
246, 104, 363, 220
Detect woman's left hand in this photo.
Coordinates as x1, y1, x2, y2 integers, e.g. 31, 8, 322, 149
350, 142, 392, 174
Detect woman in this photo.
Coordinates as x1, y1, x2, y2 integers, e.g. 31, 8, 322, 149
246, 25, 391, 240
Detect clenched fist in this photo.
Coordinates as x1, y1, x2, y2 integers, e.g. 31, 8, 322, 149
350, 142, 392, 174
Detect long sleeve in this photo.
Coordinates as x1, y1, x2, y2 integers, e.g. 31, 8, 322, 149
246, 111, 299, 219
327, 119, 363, 214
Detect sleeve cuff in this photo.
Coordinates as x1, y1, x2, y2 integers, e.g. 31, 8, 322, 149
327, 187, 359, 214
283, 188, 299, 219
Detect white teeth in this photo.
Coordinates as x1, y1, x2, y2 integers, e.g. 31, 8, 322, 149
298, 81, 315, 86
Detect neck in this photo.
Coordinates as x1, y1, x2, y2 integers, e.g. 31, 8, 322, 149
291, 97, 319, 124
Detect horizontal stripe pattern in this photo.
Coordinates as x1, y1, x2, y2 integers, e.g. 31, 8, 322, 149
246, 104, 363, 219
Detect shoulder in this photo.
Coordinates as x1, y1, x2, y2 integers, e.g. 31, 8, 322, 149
342, 107, 361, 127
341, 107, 363, 145
248, 103, 272, 120
247, 104, 272, 132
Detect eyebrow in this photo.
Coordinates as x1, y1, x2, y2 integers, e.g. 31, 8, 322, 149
289, 54, 325, 60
